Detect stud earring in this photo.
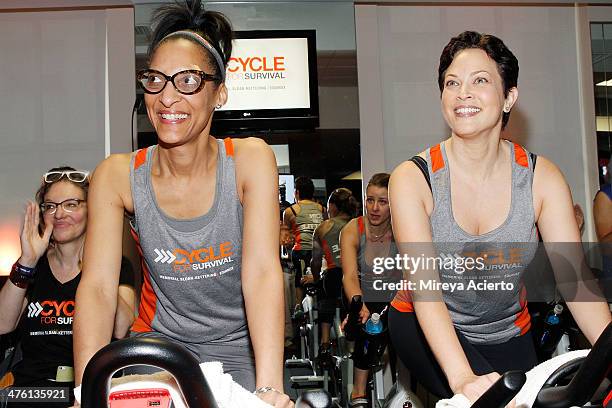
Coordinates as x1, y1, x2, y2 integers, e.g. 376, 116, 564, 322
503, 106, 510, 113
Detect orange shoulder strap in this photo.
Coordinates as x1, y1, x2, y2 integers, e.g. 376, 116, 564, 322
134, 147, 148, 170
430, 144, 445, 173
224, 137, 234, 157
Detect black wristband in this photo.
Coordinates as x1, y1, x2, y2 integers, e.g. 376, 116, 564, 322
10, 262, 36, 288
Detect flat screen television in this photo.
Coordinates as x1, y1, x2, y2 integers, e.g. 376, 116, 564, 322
212, 30, 319, 134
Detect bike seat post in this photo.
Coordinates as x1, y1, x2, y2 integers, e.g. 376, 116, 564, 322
366, 358, 387, 408
309, 289, 319, 374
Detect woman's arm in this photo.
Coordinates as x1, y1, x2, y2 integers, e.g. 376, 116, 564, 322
113, 284, 136, 339
235, 138, 291, 407
340, 219, 373, 323
0, 283, 28, 335
534, 157, 611, 344
282, 206, 295, 230
340, 219, 362, 300
0, 202, 53, 334
594, 190, 612, 243
389, 161, 499, 400
112, 257, 136, 339
73, 155, 130, 385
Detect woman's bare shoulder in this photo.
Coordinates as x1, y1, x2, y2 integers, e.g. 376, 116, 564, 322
90, 152, 134, 210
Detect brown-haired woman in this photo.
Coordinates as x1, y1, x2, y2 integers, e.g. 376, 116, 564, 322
388, 31, 611, 404
0, 167, 134, 407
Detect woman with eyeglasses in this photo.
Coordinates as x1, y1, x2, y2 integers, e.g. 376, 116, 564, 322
0, 167, 135, 407
72, 1, 290, 407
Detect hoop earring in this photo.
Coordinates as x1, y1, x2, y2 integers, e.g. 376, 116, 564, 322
215, 104, 222, 109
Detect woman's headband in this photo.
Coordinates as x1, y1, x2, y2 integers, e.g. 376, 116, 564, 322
161, 30, 226, 82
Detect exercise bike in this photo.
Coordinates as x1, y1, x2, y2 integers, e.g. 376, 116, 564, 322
534, 320, 612, 408
79, 336, 533, 408
433, 321, 612, 408
342, 296, 407, 408
285, 274, 326, 396
80, 336, 332, 408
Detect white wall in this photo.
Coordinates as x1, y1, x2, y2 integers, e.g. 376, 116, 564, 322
0, 4, 135, 274
135, 1, 356, 51
356, 3, 601, 241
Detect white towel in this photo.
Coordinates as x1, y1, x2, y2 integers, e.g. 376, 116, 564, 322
435, 394, 471, 407
435, 349, 590, 408
515, 349, 589, 408
109, 361, 272, 408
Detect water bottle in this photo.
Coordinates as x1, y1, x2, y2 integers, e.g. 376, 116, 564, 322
539, 304, 564, 357
364, 313, 384, 335
344, 295, 363, 341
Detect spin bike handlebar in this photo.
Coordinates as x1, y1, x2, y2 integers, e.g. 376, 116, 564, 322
471, 371, 526, 408
473, 321, 612, 408
81, 337, 334, 408
81, 337, 218, 408
534, 321, 612, 408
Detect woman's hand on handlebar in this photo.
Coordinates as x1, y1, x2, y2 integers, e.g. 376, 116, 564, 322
359, 304, 370, 324
340, 303, 370, 330
452, 372, 515, 407
256, 388, 294, 408
300, 275, 315, 285
340, 314, 349, 331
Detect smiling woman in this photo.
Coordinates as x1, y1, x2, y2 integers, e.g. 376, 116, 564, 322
72, 1, 291, 407
387, 31, 612, 404
0, 166, 135, 407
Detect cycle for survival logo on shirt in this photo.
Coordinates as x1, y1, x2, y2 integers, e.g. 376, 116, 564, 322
26, 300, 75, 336
153, 240, 235, 282
220, 37, 311, 111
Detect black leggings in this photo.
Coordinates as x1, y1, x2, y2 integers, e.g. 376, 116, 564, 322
388, 307, 538, 398
292, 249, 312, 289
319, 267, 344, 324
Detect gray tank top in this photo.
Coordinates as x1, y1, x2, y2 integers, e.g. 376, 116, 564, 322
129, 138, 249, 347
291, 202, 324, 251
320, 217, 348, 269
428, 141, 537, 344
357, 216, 398, 302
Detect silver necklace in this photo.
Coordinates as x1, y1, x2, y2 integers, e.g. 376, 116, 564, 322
368, 222, 390, 241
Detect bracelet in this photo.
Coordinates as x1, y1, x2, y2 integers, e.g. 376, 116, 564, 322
13, 262, 36, 278
9, 262, 35, 289
253, 386, 280, 396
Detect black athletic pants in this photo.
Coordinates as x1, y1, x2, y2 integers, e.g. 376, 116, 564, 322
388, 307, 538, 398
